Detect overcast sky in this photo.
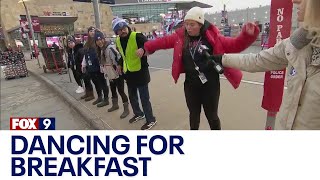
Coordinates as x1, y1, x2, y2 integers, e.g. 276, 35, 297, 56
172, 0, 271, 12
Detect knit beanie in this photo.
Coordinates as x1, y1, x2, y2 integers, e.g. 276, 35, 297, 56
95, 30, 105, 41
184, 7, 205, 25
88, 26, 95, 32
112, 18, 129, 34
67, 35, 75, 44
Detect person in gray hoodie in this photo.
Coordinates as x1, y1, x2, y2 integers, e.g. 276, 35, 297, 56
95, 30, 130, 118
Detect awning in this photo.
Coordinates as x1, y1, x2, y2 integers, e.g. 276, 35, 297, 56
38, 16, 78, 24
111, 0, 212, 9
175, 1, 213, 10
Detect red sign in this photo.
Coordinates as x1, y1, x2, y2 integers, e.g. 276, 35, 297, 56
43, 11, 51, 16
19, 15, 41, 38
31, 16, 41, 32
10, 117, 56, 130
10, 117, 39, 130
261, 0, 293, 112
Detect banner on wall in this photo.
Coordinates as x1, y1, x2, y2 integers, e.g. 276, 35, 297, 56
19, 15, 41, 38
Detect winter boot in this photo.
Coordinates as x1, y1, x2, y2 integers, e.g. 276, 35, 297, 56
120, 102, 130, 119
97, 97, 109, 107
92, 96, 102, 105
84, 90, 94, 101
108, 98, 119, 112
80, 90, 89, 99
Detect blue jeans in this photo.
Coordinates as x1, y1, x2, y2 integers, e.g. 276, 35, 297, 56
128, 84, 155, 123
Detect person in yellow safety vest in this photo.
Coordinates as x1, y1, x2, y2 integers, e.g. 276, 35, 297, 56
112, 18, 157, 130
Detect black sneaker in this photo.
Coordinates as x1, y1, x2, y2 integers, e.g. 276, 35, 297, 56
92, 97, 102, 105
129, 115, 145, 123
141, 120, 157, 130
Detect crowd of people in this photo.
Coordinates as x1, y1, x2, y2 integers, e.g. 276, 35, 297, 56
67, 23, 155, 130
66, 0, 319, 130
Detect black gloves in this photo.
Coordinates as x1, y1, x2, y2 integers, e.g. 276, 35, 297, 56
207, 55, 222, 67
213, 55, 222, 66
207, 55, 224, 74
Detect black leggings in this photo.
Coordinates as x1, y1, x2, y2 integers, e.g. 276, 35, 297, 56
184, 80, 221, 130
110, 76, 128, 103
71, 68, 82, 87
89, 72, 109, 98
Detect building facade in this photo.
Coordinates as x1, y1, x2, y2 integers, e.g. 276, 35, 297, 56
0, 0, 211, 50
111, 0, 212, 24
110, 0, 211, 37
0, 0, 113, 49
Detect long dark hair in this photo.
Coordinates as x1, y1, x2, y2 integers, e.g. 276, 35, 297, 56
84, 35, 98, 56
183, 31, 190, 50
84, 35, 96, 49
66, 46, 73, 54
96, 40, 107, 61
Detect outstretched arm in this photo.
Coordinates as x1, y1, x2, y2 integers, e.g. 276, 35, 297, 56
219, 23, 260, 53
144, 33, 178, 54
221, 39, 290, 72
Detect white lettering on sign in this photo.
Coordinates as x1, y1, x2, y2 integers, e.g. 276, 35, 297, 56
276, 25, 283, 31
276, 32, 283, 41
270, 75, 284, 79
277, 8, 284, 22
270, 71, 284, 75
276, 8, 285, 43
11, 118, 37, 130
270, 71, 284, 79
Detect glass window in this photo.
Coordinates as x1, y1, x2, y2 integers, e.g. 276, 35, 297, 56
111, 3, 177, 23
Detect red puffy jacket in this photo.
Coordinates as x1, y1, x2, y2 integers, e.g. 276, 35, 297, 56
144, 22, 260, 89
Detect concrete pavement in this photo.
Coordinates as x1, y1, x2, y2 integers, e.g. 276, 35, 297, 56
21, 46, 283, 130
0, 71, 92, 130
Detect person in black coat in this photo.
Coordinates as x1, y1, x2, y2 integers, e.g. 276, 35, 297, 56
67, 35, 90, 94
82, 27, 110, 108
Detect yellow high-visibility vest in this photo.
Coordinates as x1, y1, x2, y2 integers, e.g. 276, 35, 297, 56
116, 32, 141, 73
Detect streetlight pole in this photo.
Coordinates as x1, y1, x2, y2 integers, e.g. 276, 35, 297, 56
92, 0, 101, 29
20, 0, 41, 68
247, 7, 249, 22
25, 33, 33, 56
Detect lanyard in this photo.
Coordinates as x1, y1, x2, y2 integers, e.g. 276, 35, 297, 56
189, 37, 202, 60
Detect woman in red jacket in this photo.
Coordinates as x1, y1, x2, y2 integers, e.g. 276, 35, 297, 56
144, 7, 259, 130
